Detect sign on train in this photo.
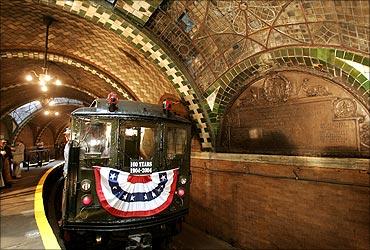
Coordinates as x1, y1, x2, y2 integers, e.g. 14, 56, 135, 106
130, 159, 153, 174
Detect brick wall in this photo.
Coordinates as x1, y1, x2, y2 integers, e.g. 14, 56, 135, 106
188, 153, 369, 250
17, 125, 34, 148
0, 120, 11, 140
39, 127, 54, 147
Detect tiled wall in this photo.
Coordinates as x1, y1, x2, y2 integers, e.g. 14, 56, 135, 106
206, 47, 370, 135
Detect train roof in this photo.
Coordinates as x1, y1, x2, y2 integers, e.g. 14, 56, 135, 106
71, 99, 190, 124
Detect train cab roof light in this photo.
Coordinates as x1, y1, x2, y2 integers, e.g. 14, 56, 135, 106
162, 99, 173, 112
107, 92, 119, 112
163, 99, 181, 116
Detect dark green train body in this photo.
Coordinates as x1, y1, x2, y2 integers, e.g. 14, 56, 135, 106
60, 99, 192, 248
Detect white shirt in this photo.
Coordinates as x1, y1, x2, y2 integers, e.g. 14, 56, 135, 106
63, 141, 71, 177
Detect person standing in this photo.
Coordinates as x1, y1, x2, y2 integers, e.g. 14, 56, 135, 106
13, 141, 25, 178
60, 127, 71, 226
1, 139, 13, 187
0, 139, 6, 188
63, 128, 72, 177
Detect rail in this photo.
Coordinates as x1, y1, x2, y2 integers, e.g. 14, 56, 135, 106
24, 148, 56, 171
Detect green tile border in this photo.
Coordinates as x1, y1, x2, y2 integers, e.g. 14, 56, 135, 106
204, 47, 369, 137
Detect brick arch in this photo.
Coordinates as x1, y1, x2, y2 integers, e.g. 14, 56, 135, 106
12, 102, 82, 143
36, 120, 54, 145
1, 51, 134, 100
38, 0, 212, 149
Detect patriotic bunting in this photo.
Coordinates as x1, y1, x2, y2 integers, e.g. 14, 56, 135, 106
93, 166, 178, 217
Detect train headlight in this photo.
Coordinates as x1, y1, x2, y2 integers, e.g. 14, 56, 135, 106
81, 179, 92, 192
176, 187, 185, 197
82, 194, 93, 206
179, 176, 187, 185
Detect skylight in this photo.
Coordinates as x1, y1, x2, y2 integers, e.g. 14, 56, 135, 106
10, 101, 42, 124
9, 98, 83, 125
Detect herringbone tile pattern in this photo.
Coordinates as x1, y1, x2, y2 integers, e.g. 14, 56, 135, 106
0, 0, 212, 149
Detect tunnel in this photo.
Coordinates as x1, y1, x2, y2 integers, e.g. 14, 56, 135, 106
1, 0, 369, 249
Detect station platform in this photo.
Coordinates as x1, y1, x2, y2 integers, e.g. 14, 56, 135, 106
0, 161, 236, 250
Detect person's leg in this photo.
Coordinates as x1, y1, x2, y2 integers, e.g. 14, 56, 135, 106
3, 159, 13, 187
0, 171, 5, 188
14, 161, 21, 178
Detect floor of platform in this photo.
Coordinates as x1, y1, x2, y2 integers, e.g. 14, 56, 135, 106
0, 161, 60, 249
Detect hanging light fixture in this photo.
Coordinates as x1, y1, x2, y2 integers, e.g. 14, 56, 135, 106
25, 16, 62, 92
41, 97, 60, 116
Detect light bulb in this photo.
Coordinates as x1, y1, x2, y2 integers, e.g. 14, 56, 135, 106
44, 74, 51, 81
41, 85, 48, 92
44, 110, 50, 115
54, 111, 59, 116
89, 139, 101, 146
25, 75, 33, 81
55, 79, 62, 86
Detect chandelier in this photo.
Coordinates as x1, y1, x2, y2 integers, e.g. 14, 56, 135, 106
25, 16, 62, 92
41, 98, 60, 116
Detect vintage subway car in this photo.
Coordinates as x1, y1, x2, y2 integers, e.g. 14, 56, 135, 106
55, 95, 191, 249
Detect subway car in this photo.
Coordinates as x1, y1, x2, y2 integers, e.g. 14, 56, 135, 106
54, 94, 191, 249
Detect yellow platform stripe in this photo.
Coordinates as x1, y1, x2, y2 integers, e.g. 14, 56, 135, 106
34, 163, 64, 250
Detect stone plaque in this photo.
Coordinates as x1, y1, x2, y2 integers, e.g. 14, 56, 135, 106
221, 71, 369, 157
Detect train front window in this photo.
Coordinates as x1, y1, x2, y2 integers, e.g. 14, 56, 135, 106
119, 122, 159, 171
76, 119, 112, 160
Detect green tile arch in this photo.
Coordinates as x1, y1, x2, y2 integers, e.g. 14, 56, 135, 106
205, 47, 369, 137
0, 51, 133, 101
114, 0, 162, 26
38, 0, 213, 149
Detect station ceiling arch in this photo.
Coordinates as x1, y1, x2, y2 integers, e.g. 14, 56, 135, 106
1, 0, 369, 150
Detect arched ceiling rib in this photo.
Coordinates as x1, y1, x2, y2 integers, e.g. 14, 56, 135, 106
1, 52, 135, 100
13, 105, 80, 143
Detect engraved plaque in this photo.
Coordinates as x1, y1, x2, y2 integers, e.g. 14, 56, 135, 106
220, 71, 369, 157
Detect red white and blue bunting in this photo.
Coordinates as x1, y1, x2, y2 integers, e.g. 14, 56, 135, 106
93, 166, 178, 217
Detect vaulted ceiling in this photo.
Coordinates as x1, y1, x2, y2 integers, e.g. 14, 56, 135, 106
1, 0, 369, 150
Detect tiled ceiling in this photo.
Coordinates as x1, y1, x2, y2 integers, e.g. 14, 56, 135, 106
1, 0, 369, 150
146, 0, 369, 92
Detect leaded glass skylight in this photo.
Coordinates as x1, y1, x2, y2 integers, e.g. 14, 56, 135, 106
10, 101, 42, 125
9, 98, 83, 125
